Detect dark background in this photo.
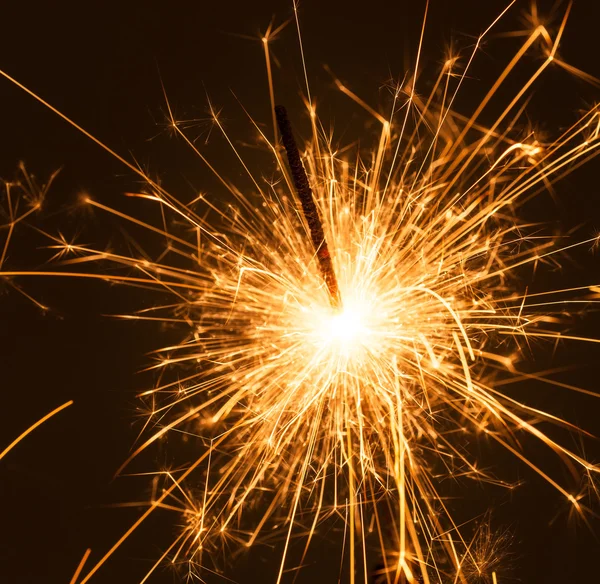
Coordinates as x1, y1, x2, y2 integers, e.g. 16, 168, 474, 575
0, 1, 599, 582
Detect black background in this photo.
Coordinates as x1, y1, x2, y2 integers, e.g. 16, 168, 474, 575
1, 1, 599, 583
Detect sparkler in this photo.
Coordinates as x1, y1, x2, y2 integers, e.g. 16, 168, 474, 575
1, 1, 600, 583
275, 104, 342, 309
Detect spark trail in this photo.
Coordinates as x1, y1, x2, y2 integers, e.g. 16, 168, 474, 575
1, 2, 600, 583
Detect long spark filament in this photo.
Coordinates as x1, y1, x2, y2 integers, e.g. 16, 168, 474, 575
1, 3, 599, 583
0, 400, 74, 461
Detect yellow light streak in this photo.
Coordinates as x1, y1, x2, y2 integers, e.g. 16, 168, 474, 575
0, 400, 74, 462
1, 2, 599, 583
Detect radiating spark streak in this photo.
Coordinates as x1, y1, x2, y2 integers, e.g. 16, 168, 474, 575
0, 400, 73, 462
329, 73, 387, 126
86, 198, 196, 251
78, 433, 228, 584
292, 0, 312, 109
260, 20, 288, 145
2, 2, 600, 582
69, 548, 92, 584
0, 70, 168, 198
386, 0, 429, 198
400, 0, 520, 194
0, 203, 37, 268
138, 537, 186, 584
0, 271, 207, 291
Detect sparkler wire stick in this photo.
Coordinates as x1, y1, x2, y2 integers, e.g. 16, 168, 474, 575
275, 104, 342, 309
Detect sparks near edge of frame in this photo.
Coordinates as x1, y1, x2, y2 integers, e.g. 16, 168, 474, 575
1, 1, 600, 583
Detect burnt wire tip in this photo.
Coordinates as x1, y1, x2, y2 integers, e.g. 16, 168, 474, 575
275, 105, 342, 310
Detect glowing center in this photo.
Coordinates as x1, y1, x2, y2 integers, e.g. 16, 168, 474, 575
318, 302, 371, 356
328, 307, 364, 341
